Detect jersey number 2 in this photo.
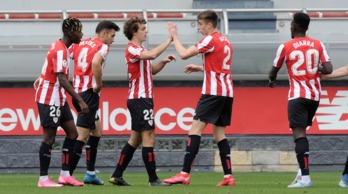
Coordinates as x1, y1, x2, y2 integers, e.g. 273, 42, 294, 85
222, 45, 231, 70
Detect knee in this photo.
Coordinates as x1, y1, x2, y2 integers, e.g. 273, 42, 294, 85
43, 136, 56, 145
142, 134, 155, 147
66, 130, 78, 140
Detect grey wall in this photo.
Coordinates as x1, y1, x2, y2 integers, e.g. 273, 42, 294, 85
1, 135, 347, 173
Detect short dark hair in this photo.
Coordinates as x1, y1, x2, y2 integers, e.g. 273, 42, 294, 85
62, 17, 82, 35
123, 17, 147, 40
95, 20, 120, 34
197, 10, 218, 28
293, 12, 310, 29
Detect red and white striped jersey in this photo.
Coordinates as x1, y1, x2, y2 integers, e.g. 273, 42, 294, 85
72, 38, 109, 93
195, 32, 234, 97
35, 40, 70, 106
273, 36, 330, 101
125, 43, 153, 99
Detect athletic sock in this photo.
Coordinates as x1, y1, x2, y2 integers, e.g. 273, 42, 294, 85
39, 142, 52, 176
217, 139, 232, 175
62, 137, 75, 171
86, 136, 100, 172
142, 147, 158, 182
343, 156, 348, 175
295, 137, 310, 176
112, 143, 136, 178
69, 140, 85, 175
182, 135, 201, 173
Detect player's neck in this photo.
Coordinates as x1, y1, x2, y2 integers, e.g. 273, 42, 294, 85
130, 39, 142, 46
60, 36, 72, 48
207, 29, 218, 35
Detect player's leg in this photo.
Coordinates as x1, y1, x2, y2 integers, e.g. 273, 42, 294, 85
212, 96, 235, 186
38, 127, 63, 187
141, 130, 170, 186
164, 119, 206, 185
58, 104, 84, 186
289, 126, 311, 188
287, 99, 317, 188
165, 95, 222, 185
84, 119, 104, 185
109, 131, 141, 186
69, 126, 89, 175
214, 126, 235, 186
339, 155, 348, 188
37, 103, 63, 187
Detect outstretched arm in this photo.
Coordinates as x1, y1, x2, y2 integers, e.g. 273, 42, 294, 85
184, 64, 204, 74
167, 22, 199, 60
140, 38, 172, 60
152, 54, 176, 75
321, 64, 348, 80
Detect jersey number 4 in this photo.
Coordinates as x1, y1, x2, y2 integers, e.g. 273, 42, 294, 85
290, 49, 319, 76
77, 47, 89, 72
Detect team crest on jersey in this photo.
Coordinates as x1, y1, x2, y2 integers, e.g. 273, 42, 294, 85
148, 120, 153, 126
53, 117, 58, 123
62, 60, 67, 67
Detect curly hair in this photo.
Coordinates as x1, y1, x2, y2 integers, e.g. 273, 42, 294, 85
293, 12, 310, 30
123, 16, 147, 40
62, 17, 82, 35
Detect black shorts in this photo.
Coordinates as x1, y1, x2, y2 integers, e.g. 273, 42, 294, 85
193, 95, 233, 126
288, 98, 319, 128
72, 89, 100, 129
127, 98, 155, 131
37, 102, 74, 128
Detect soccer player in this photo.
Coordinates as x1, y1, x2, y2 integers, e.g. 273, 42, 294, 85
68, 20, 120, 185
108, 16, 175, 186
321, 68, 348, 188
35, 17, 89, 187
268, 12, 332, 188
163, 10, 235, 186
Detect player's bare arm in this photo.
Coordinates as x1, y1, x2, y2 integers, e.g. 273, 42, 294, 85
319, 61, 333, 75
184, 64, 204, 74
33, 77, 40, 90
168, 22, 199, 60
268, 66, 280, 88
92, 53, 104, 93
57, 73, 89, 114
140, 38, 172, 60
321, 64, 348, 80
152, 54, 176, 75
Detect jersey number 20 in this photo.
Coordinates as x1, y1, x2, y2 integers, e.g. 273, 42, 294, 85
290, 49, 319, 76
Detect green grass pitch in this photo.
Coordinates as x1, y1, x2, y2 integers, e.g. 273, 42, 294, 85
0, 171, 346, 194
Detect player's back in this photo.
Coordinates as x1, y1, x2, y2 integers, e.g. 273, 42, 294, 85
275, 36, 330, 101
73, 38, 107, 93
282, 36, 324, 81
197, 32, 233, 97
202, 32, 233, 74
